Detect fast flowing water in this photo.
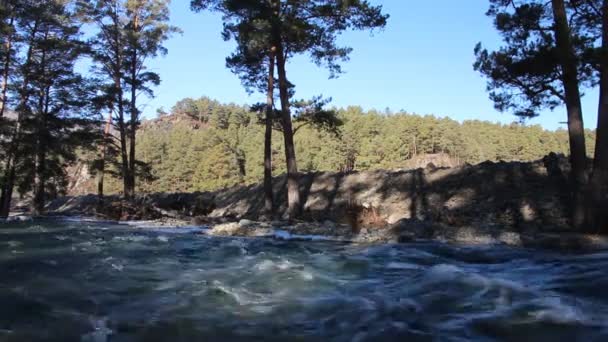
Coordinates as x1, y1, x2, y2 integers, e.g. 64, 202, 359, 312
1, 218, 607, 341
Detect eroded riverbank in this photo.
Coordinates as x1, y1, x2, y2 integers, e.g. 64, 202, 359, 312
37, 154, 607, 247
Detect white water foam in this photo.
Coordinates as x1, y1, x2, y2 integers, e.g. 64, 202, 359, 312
81, 317, 113, 342
386, 262, 422, 270
255, 259, 297, 271
112, 235, 149, 243
5, 215, 33, 222
273, 230, 332, 241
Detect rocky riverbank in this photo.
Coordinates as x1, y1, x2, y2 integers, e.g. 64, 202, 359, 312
34, 153, 608, 249
199, 218, 608, 251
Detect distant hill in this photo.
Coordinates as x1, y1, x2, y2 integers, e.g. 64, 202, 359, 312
69, 96, 597, 196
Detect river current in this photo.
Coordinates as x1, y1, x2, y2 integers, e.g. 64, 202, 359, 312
1, 218, 607, 341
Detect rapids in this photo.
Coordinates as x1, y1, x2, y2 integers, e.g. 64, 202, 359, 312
1, 218, 607, 341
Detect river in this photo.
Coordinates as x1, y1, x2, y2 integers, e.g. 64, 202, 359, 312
1, 218, 607, 341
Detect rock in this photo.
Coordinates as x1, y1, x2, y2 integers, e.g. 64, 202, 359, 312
543, 152, 567, 178
192, 195, 216, 216
498, 231, 522, 246
451, 228, 495, 244
246, 227, 274, 237
209, 221, 275, 237
271, 220, 286, 227
397, 231, 416, 243
257, 221, 272, 228
322, 220, 336, 229
238, 219, 256, 227
519, 203, 537, 222
191, 216, 208, 226
209, 222, 240, 236
390, 218, 435, 239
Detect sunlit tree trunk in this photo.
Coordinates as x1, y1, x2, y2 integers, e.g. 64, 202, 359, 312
114, 71, 130, 199
551, 0, 588, 230
275, 42, 301, 219
272, 0, 301, 219
107, 8, 130, 200
97, 109, 113, 199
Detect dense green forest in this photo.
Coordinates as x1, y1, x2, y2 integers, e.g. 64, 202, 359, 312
96, 96, 597, 194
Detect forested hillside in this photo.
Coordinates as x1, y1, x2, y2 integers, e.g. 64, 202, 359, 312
98, 96, 596, 194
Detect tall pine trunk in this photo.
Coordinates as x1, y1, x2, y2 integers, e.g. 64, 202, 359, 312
0, 166, 15, 218
126, 12, 140, 199
32, 31, 50, 216
127, 51, 137, 199
275, 42, 301, 219
0, 16, 14, 118
108, 15, 131, 200
0, 16, 15, 216
551, 0, 588, 230
97, 110, 113, 199
264, 50, 275, 216
33, 142, 47, 215
588, 0, 608, 233
118, 112, 130, 198
115, 74, 131, 199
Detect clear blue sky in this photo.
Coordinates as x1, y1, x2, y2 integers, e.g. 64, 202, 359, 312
142, 0, 599, 131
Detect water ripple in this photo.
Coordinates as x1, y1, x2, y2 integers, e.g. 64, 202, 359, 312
0, 219, 606, 341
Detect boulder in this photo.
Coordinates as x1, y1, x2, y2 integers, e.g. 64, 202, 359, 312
390, 218, 436, 240
209, 222, 240, 236
238, 219, 256, 227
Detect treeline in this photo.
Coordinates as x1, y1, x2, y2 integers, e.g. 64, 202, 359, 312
0, 0, 175, 218
97, 95, 596, 194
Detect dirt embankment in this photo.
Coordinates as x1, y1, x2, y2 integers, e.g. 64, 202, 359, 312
205, 153, 572, 229
43, 153, 608, 248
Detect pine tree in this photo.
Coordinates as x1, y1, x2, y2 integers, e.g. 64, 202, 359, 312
474, 0, 596, 229
123, 0, 177, 198
84, 0, 177, 199
82, 0, 131, 198
0, 1, 42, 217
268, 0, 387, 218
0, 0, 98, 217
192, 0, 387, 219
192, 0, 280, 215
